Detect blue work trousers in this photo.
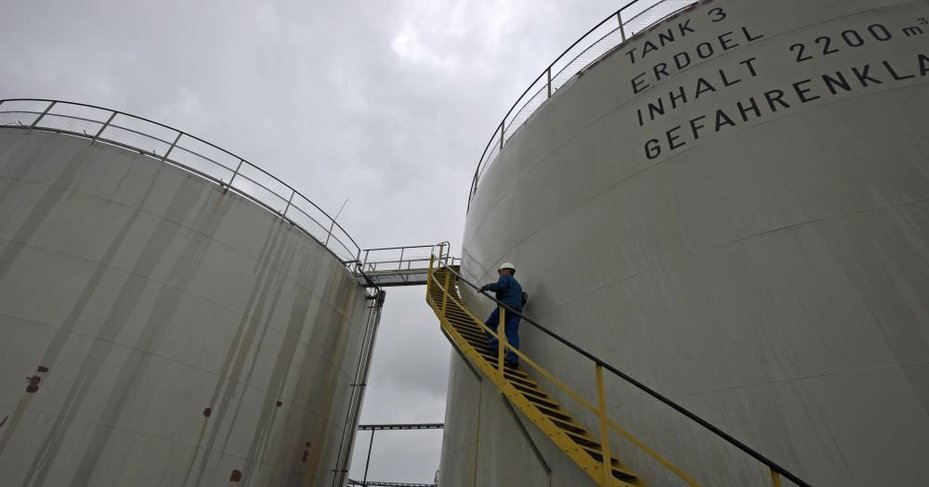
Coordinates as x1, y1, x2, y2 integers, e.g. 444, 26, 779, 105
485, 306, 521, 365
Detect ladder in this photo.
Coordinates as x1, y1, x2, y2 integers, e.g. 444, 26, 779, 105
426, 263, 684, 487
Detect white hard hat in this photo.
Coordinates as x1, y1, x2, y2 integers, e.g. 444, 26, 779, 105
499, 262, 516, 272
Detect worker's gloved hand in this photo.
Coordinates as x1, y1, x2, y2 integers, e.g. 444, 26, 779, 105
480, 285, 490, 292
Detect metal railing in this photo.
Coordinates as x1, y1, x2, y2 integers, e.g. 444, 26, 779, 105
347, 481, 436, 487
468, 0, 699, 211
353, 423, 444, 487
358, 242, 458, 275
0, 98, 363, 266
429, 259, 811, 486
357, 423, 443, 431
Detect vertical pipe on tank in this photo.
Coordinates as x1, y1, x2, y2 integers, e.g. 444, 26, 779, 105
330, 289, 386, 487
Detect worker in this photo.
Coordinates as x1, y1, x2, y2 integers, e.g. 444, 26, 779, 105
480, 262, 525, 368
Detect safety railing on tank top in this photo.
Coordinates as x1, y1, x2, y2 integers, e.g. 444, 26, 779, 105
468, 0, 699, 211
0, 98, 363, 266
428, 258, 811, 487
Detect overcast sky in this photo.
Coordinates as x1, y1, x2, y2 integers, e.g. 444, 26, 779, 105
1, 0, 633, 483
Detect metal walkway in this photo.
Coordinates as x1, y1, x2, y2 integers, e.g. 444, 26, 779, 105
355, 243, 458, 288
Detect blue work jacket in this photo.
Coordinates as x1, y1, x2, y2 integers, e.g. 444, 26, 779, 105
481, 274, 523, 312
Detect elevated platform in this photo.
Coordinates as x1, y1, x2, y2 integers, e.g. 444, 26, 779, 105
357, 267, 432, 287
355, 243, 458, 288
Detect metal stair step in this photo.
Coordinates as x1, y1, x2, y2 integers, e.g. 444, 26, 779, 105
583, 447, 619, 466
451, 319, 483, 334
510, 381, 552, 401
446, 308, 474, 318
454, 329, 486, 344
445, 312, 470, 323
503, 371, 539, 389
489, 363, 532, 381
566, 431, 602, 450
467, 348, 546, 393
450, 319, 478, 331
461, 338, 488, 351
581, 448, 638, 481
532, 403, 574, 423
455, 327, 486, 342
550, 417, 589, 435
447, 314, 475, 325
476, 349, 500, 362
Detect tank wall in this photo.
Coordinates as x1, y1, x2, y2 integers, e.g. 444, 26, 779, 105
457, 0, 929, 485
439, 351, 592, 487
0, 129, 369, 486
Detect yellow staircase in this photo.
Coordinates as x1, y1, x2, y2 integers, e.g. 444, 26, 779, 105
425, 262, 698, 487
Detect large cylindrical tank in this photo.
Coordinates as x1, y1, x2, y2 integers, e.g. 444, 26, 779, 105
0, 119, 371, 485
446, 0, 929, 485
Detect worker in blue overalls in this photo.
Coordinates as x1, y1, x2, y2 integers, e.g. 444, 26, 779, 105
480, 262, 525, 368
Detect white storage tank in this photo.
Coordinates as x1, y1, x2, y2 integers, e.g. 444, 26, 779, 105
446, 0, 929, 485
0, 101, 374, 486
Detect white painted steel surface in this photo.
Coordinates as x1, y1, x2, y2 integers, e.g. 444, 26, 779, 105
438, 352, 594, 487
0, 99, 362, 265
0, 129, 370, 486
450, 0, 929, 485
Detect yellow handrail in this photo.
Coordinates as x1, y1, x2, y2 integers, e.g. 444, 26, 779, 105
427, 262, 700, 487
441, 266, 451, 313
771, 470, 782, 487
595, 364, 613, 485
498, 307, 507, 380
